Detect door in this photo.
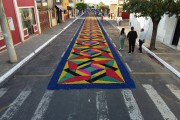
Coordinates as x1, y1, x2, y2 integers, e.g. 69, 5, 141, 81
172, 19, 180, 46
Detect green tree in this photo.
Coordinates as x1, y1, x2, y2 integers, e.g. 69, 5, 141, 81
96, 5, 100, 9
98, 2, 109, 15
123, 0, 180, 50
76, 2, 87, 13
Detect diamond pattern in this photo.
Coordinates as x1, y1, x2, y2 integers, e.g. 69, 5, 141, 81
48, 13, 135, 89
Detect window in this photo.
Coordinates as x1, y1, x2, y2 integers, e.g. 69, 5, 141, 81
20, 8, 35, 35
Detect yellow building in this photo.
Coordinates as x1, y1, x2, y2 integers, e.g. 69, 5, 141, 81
62, 0, 69, 8
61, 0, 70, 21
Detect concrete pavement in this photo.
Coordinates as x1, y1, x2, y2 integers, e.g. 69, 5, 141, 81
0, 14, 179, 120
0, 15, 179, 86
106, 18, 180, 78
0, 17, 78, 85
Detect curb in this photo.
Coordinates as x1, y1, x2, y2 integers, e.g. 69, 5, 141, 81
0, 16, 81, 85
106, 20, 180, 78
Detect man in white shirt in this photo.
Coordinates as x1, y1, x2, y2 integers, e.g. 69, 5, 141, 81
138, 28, 146, 53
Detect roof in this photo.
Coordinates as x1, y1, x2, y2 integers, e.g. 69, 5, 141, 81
55, 5, 66, 11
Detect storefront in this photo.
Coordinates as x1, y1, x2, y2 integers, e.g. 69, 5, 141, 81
19, 8, 36, 37
16, 0, 40, 40
0, 0, 40, 51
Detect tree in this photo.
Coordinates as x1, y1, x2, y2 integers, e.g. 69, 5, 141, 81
98, 2, 109, 15
123, 0, 180, 50
76, 2, 87, 13
0, 0, 17, 63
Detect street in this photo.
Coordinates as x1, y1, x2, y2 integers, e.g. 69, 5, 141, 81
0, 14, 180, 120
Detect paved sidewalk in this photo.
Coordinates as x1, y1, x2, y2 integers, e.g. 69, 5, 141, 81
0, 17, 77, 85
106, 17, 180, 78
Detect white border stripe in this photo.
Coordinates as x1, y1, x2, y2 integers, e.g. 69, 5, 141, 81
0, 88, 8, 98
61, 51, 65, 58
0, 91, 31, 120
122, 90, 144, 120
166, 84, 180, 101
96, 91, 109, 120
125, 63, 132, 72
143, 84, 177, 120
113, 43, 116, 48
118, 51, 122, 57
31, 90, 54, 120
66, 44, 70, 49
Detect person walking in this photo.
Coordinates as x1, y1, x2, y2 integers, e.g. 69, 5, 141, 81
138, 28, 146, 53
119, 28, 126, 50
127, 27, 138, 53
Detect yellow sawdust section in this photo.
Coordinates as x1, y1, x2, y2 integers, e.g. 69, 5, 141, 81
64, 81, 120, 84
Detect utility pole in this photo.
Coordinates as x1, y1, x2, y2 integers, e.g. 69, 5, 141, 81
0, 0, 18, 63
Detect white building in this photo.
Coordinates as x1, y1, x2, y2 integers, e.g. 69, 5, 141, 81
130, 14, 180, 50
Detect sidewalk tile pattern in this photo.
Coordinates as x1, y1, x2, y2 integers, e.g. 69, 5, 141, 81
48, 13, 135, 89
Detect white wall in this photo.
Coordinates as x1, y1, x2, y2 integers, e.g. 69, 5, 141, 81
129, 14, 179, 50
164, 15, 177, 45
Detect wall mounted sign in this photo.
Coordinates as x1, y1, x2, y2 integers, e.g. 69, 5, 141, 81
7, 17, 15, 31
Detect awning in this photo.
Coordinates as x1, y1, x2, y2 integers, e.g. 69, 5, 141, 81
55, 5, 66, 11
67, 6, 72, 10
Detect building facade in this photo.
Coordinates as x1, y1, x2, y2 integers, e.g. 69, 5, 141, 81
0, 0, 40, 51
109, 0, 129, 19
130, 14, 180, 50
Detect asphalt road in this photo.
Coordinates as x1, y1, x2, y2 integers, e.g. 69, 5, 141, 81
0, 16, 180, 120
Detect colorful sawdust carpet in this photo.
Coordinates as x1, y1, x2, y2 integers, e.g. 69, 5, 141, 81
48, 13, 135, 89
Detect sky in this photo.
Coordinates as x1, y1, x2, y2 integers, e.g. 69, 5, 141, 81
84, 0, 111, 5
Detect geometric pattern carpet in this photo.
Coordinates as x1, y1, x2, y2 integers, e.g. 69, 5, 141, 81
48, 13, 135, 89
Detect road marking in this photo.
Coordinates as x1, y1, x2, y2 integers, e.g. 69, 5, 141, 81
0, 91, 31, 120
66, 44, 70, 49
125, 63, 132, 72
96, 91, 109, 120
166, 84, 180, 101
143, 84, 177, 120
113, 43, 116, 48
61, 51, 65, 58
31, 90, 54, 120
131, 72, 169, 75
122, 90, 144, 120
118, 51, 122, 57
0, 88, 8, 98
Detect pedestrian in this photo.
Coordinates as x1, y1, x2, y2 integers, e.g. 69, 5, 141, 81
119, 16, 122, 26
108, 13, 110, 19
127, 27, 138, 53
138, 28, 146, 53
116, 16, 120, 26
101, 14, 104, 21
119, 28, 126, 50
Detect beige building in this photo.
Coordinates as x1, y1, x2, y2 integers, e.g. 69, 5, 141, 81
109, 0, 123, 18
